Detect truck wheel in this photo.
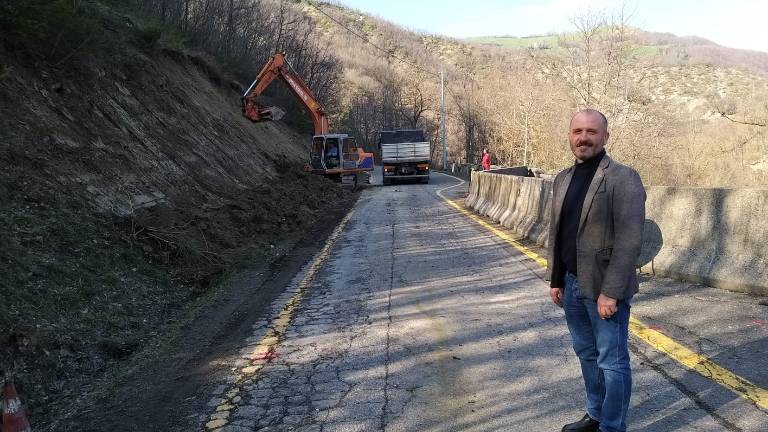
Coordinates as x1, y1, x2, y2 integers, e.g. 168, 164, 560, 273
382, 177, 391, 186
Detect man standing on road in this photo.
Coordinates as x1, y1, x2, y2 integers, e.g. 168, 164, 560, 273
548, 109, 645, 432
482, 148, 491, 171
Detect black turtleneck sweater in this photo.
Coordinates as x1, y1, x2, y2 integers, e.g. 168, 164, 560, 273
556, 150, 605, 279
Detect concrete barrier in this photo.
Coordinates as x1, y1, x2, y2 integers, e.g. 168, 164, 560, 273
466, 171, 768, 295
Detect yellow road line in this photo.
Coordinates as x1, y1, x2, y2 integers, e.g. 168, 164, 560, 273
442, 196, 547, 267
203, 209, 356, 431
629, 316, 768, 410
436, 173, 768, 411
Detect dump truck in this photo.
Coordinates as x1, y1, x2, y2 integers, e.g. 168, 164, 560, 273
378, 129, 431, 186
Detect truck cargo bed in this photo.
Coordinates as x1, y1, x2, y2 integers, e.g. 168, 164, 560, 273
381, 142, 431, 162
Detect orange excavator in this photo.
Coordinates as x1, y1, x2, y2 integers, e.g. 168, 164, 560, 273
242, 53, 374, 186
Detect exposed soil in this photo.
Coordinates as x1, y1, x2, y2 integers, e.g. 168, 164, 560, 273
0, 6, 359, 430
53, 193, 358, 432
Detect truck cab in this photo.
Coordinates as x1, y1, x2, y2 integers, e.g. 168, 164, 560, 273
378, 129, 431, 185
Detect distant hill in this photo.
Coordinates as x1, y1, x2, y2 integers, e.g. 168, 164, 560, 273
467, 29, 768, 75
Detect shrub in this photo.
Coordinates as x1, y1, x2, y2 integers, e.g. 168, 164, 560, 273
137, 24, 163, 49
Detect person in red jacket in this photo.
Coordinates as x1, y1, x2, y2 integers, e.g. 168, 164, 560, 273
481, 148, 491, 171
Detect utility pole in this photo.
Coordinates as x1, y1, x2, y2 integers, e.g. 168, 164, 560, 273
440, 68, 447, 171
524, 112, 529, 167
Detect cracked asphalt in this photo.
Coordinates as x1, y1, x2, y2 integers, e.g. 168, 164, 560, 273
197, 172, 768, 432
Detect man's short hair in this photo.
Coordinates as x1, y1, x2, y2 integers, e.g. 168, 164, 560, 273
572, 109, 608, 130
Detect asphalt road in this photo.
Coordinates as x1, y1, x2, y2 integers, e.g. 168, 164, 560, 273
198, 171, 768, 431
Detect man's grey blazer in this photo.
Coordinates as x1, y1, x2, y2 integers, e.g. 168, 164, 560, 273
547, 154, 646, 300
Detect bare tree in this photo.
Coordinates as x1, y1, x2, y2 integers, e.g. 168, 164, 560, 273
134, 0, 343, 116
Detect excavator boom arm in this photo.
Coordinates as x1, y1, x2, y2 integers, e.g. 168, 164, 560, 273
242, 53, 329, 135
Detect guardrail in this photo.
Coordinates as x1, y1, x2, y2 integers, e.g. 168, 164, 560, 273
466, 170, 768, 295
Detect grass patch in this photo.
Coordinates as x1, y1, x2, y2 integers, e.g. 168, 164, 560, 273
467, 35, 560, 49
469, 35, 664, 60
0, 202, 180, 414
630, 44, 663, 58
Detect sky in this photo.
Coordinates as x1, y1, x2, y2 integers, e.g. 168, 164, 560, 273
334, 0, 768, 53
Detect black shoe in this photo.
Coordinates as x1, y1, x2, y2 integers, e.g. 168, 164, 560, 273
561, 413, 600, 432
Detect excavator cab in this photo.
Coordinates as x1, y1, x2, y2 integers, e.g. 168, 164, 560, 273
310, 134, 363, 171
310, 135, 340, 170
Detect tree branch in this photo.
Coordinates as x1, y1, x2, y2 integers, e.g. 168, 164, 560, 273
718, 112, 767, 127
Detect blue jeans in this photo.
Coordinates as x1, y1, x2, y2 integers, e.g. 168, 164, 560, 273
563, 273, 632, 432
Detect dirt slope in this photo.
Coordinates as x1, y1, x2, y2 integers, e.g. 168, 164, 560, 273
0, 23, 353, 428
0, 49, 310, 212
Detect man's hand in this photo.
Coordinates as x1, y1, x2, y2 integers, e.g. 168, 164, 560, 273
550, 287, 564, 307
597, 294, 618, 319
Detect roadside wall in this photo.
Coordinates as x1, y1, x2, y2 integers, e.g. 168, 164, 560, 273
466, 171, 768, 295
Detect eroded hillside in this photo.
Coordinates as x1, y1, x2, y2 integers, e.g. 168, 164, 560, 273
0, 7, 352, 425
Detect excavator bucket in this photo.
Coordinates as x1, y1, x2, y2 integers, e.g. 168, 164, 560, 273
263, 106, 285, 121
242, 98, 285, 122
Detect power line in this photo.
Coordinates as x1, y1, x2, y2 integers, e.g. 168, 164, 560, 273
307, 2, 469, 108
